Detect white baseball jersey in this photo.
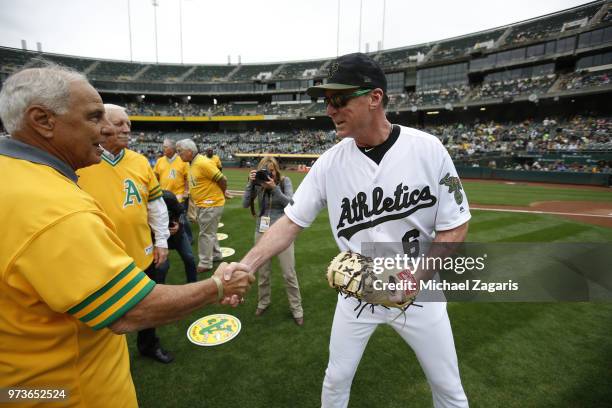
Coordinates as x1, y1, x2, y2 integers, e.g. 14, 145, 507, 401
284, 125, 471, 254
286, 125, 471, 407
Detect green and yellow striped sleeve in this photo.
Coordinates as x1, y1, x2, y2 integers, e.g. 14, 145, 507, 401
67, 263, 155, 330
212, 171, 224, 182
149, 184, 163, 201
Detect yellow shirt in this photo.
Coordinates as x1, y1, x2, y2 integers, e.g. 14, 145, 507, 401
0, 143, 154, 408
209, 154, 222, 170
189, 154, 225, 208
153, 154, 189, 202
77, 149, 163, 270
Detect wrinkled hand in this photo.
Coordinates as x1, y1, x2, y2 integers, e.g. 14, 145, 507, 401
169, 221, 180, 235
220, 261, 254, 281
213, 262, 255, 304
153, 247, 168, 267
220, 294, 242, 307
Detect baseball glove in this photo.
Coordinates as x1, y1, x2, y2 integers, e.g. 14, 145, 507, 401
326, 251, 419, 315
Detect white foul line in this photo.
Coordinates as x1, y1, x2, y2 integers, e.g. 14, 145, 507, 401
471, 207, 612, 219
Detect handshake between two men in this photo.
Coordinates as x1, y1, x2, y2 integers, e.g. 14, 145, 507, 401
108, 262, 255, 334
215, 262, 255, 306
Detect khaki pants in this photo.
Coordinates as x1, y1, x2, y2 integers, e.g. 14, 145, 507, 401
196, 206, 223, 269
187, 198, 197, 223
254, 230, 303, 318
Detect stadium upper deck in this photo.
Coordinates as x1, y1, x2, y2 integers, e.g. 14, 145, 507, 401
1, 0, 611, 119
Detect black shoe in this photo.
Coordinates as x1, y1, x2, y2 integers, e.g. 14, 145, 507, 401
141, 347, 174, 364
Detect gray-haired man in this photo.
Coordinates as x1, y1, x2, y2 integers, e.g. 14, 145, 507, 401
0, 65, 253, 405
177, 138, 230, 273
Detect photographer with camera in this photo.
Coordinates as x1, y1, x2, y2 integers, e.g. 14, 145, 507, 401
242, 157, 304, 326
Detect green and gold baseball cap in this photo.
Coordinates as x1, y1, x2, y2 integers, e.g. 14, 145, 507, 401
307, 52, 387, 98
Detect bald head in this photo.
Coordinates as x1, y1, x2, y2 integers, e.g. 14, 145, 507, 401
101, 104, 131, 155
162, 138, 177, 158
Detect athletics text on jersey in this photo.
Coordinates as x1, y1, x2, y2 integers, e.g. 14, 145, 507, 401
285, 125, 471, 254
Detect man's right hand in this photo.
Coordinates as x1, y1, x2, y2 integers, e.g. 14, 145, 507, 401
213, 262, 254, 301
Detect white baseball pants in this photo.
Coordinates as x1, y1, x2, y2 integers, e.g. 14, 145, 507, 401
321, 295, 468, 408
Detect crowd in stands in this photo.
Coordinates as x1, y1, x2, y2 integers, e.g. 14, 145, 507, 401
393, 85, 470, 108
376, 46, 430, 68
426, 115, 611, 172
126, 101, 312, 118
127, 102, 214, 117
510, 28, 558, 45
257, 102, 312, 117
274, 61, 325, 80
120, 115, 611, 174
214, 103, 257, 116
431, 29, 506, 62
473, 75, 557, 100
505, 159, 611, 173
0, 111, 608, 173
507, 3, 601, 45
118, 68, 610, 120
128, 129, 337, 164
560, 69, 611, 91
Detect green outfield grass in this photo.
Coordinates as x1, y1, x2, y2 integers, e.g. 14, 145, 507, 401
224, 168, 612, 206
128, 171, 612, 408
461, 180, 612, 206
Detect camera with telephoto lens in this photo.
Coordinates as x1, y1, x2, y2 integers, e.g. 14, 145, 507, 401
255, 169, 273, 184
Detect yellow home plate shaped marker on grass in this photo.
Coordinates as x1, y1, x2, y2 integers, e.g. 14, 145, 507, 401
216, 233, 228, 241
221, 247, 235, 258
187, 314, 241, 346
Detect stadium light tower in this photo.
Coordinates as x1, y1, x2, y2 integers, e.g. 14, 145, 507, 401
127, 0, 133, 61
336, 0, 341, 57
179, 0, 184, 64
358, 0, 363, 52
152, 0, 159, 63
381, 0, 386, 50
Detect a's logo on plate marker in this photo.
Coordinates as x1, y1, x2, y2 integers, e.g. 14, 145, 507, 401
187, 314, 241, 346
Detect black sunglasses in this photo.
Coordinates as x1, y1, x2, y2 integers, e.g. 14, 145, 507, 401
323, 89, 372, 109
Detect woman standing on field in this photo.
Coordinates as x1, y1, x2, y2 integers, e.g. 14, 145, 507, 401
242, 157, 304, 326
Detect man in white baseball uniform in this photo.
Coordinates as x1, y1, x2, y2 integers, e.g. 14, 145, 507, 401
222, 52, 470, 407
